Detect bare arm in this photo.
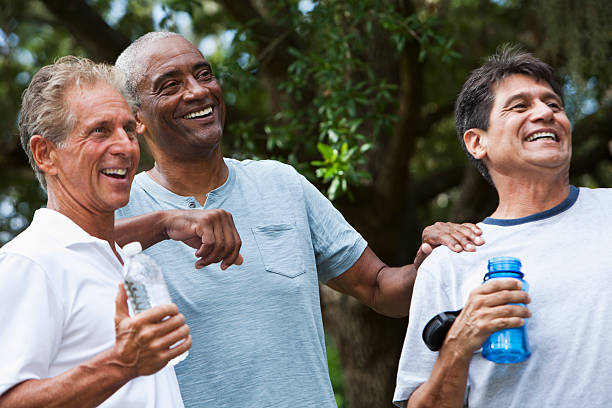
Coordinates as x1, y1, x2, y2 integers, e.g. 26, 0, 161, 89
406, 279, 530, 408
0, 284, 191, 408
326, 222, 485, 317
115, 209, 243, 269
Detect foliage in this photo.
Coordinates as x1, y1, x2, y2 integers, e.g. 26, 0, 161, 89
0, 1, 610, 404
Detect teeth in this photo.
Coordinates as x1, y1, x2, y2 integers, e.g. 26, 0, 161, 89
526, 132, 557, 142
184, 107, 213, 119
101, 168, 127, 176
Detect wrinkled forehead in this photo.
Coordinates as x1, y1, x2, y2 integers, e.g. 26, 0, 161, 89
139, 36, 208, 85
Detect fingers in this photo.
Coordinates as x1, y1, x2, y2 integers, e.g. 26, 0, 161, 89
422, 222, 486, 253
221, 214, 243, 270
413, 243, 432, 270
193, 210, 243, 270
159, 334, 192, 362
136, 303, 179, 323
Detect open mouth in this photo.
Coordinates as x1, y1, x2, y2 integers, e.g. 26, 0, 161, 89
100, 168, 128, 179
525, 131, 558, 142
183, 106, 213, 119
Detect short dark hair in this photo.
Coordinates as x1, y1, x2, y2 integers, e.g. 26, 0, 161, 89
454, 45, 564, 184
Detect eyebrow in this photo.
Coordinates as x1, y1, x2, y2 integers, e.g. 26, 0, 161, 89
87, 118, 137, 130
151, 61, 212, 89
503, 91, 563, 107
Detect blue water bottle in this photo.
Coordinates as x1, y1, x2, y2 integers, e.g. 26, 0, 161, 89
481, 256, 531, 364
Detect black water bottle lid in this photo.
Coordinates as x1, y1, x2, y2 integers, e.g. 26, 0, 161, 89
422, 309, 462, 351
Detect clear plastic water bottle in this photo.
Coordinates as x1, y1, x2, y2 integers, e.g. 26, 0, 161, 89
481, 256, 531, 364
122, 241, 188, 366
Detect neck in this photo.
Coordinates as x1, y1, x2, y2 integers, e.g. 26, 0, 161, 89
147, 148, 228, 205
490, 172, 570, 219
45, 194, 122, 263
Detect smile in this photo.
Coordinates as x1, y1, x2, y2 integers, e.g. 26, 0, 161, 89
525, 131, 558, 142
101, 168, 128, 179
183, 107, 213, 119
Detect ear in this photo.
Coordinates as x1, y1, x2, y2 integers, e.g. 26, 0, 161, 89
30, 135, 59, 176
463, 129, 488, 160
135, 111, 146, 135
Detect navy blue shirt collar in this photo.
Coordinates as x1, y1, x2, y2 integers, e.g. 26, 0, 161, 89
483, 185, 579, 226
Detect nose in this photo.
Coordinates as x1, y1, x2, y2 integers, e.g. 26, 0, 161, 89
183, 76, 209, 101
530, 99, 554, 122
109, 127, 139, 157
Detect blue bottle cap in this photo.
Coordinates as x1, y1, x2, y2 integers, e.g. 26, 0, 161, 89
487, 256, 522, 273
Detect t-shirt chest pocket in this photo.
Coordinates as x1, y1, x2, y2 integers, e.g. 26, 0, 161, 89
251, 221, 306, 278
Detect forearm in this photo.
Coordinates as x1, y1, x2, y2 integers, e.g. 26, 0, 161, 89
115, 211, 169, 249
371, 264, 417, 317
0, 348, 135, 408
407, 344, 471, 408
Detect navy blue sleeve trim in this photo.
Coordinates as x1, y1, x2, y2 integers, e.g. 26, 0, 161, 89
483, 185, 579, 226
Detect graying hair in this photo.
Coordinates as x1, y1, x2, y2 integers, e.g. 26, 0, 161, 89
115, 31, 183, 109
18, 55, 133, 190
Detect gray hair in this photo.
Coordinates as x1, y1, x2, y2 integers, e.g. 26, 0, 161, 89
115, 31, 183, 108
454, 45, 563, 185
18, 55, 132, 190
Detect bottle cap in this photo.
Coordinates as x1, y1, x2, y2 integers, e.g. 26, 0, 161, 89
123, 241, 143, 257
488, 256, 522, 272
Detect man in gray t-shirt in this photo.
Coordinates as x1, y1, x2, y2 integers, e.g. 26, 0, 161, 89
113, 32, 483, 407
394, 47, 612, 407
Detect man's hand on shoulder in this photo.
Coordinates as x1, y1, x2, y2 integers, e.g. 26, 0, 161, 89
414, 222, 485, 268
162, 209, 243, 270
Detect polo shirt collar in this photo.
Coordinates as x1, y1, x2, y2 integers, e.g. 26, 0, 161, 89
32, 208, 117, 250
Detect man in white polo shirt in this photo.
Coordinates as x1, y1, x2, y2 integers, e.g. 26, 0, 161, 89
0, 56, 190, 407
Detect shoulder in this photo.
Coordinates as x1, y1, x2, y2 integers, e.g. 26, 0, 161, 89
575, 187, 612, 213
578, 187, 612, 201
226, 158, 304, 194
226, 158, 300, 179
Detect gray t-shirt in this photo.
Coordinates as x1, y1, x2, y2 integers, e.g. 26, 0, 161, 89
394, 186, 612, 407
117, 158, 367, 407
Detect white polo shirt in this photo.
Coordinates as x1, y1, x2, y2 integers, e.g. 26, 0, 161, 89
0, 208, 184, 407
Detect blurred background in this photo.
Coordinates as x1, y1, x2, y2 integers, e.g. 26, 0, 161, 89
1, 0, 610, 406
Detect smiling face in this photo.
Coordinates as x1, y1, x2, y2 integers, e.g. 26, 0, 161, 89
135, 35, 225, 161
48, 82, 139, 213
466, 74, 572, 183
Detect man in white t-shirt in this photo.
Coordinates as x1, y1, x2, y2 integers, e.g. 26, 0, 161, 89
0, 57, 190, 407
394, 47, 612, 407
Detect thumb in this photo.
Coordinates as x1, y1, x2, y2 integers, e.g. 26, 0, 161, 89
413, 243, 433, 270
115, 282, 130, 321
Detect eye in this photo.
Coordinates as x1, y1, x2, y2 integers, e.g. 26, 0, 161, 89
124, 124, 138, 139
196, 70, 213, 81
511, 103, 527, 110
547, 102, 562, 111
91, 126, 107, 135
160, 80, 180, 93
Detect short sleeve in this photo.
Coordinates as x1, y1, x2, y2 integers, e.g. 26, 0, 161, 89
393, 255, 455, 406
0, 253, 64, 396
299, 175, 367, 283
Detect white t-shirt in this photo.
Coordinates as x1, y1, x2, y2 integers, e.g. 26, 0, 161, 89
394, 186, 612, 407
0, 208, 184, 407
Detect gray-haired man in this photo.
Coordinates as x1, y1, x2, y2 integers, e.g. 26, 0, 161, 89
0, 56, 190, 407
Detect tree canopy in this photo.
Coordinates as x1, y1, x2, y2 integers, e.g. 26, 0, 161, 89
1, 0, 610, 406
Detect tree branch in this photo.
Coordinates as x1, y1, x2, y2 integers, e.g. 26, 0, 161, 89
40, 0, 130, 62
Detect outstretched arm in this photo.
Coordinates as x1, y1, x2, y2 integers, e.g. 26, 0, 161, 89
326, 222, 485, 317
115, 209, 243, 270
0, 284, 191, 408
